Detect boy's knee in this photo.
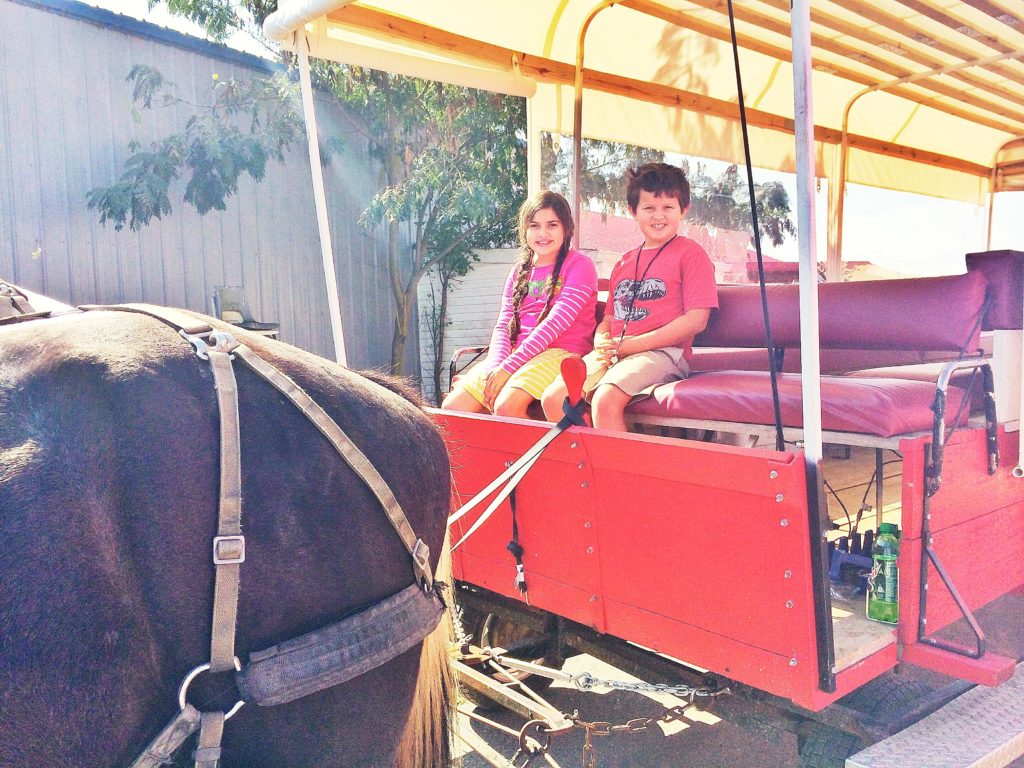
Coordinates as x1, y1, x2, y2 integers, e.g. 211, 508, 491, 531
591, 385, 628, 420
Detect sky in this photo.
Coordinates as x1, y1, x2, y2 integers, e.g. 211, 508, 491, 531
85, 0, 1022, 279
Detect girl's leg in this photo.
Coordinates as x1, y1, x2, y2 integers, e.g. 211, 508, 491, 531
590, 384, 632, 431
493, 386, 536, 419
441, 386, 487, 413
540, 378, 569, 421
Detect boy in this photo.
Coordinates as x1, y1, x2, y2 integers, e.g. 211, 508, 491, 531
541, 163, 718, 430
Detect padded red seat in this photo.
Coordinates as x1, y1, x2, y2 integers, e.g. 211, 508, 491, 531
627, 370, 969, 438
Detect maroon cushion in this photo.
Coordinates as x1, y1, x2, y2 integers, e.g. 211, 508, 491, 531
846, 363, 985, 412
691, 347, 949, 375
965, 250, 1024, 330
696, 272, 987, 352
627, 370, 969, 438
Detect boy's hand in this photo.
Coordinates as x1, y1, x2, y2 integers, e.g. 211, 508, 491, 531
483, 368, 511, 411
616, 336, 639, 359
594, 329, 618, 364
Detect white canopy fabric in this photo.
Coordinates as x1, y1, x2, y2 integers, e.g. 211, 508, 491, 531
264, 0, 1024, 206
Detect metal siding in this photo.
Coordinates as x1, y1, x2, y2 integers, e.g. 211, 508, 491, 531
0, 0, 408, 371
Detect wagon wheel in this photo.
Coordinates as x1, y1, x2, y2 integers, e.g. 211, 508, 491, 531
840, 673, 935, 727
796, 723, 861, 768
458, 607, 557, 710
797, 674, 936, 768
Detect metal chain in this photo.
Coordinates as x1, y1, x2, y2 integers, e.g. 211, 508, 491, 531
460, 647, 733, 768
571, 704, 690, 768
452, 603, 473, 648
571, 672, 730, 702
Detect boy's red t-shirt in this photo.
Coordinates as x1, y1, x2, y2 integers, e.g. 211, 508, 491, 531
608, 236, 718, 361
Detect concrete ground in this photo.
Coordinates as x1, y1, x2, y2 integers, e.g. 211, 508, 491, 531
454, 653, 800, 768
454, 649, 1024, 768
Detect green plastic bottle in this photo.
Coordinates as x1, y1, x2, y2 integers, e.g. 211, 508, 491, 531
867, 523, 900, 624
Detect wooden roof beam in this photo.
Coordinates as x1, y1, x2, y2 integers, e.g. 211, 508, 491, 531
656, 0, 1024, 128
327, 4, 991, 177
753, 0, 1024, 111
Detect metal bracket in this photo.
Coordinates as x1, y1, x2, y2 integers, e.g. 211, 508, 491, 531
411, 538, 431, 588
180, 329, 240, 361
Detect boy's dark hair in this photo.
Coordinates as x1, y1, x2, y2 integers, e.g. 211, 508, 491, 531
626, 162, 690, 212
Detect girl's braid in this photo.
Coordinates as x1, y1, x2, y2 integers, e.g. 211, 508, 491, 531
506, 248, 535, 344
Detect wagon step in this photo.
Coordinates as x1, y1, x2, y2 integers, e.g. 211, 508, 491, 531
845, 661, 1024, 768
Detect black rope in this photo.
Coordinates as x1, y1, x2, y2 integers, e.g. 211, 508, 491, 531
506, 395, 588, 598
726, 0, 785, 452
507, 489, 527, 595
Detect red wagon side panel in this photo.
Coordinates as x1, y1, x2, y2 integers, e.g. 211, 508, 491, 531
898, 428, 1024, 684
437, 411, 831, 707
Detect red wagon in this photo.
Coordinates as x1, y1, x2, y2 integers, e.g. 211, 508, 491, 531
260, 1, 1024, 764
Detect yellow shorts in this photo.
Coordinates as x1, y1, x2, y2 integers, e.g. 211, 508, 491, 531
460, 348, 580, 407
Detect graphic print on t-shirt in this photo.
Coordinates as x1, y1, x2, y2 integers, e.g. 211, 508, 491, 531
613, 278, 667, 323
527, 275, 565, 298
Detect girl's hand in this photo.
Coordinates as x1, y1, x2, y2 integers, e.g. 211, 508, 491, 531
483, 368, 511, 411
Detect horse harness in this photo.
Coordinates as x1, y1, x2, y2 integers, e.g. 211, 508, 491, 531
0, 285, 445, 768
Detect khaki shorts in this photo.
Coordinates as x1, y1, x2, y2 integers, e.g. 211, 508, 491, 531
582, 346, 690, 398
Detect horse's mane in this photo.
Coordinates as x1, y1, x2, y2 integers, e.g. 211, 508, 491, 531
358, 368, 430, 409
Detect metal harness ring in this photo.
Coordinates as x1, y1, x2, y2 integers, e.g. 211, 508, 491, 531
178, 657, 245, 720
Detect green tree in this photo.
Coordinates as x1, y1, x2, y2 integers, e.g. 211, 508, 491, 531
86, 65, 305, 231
686, 162, 796, 248
542, 134, 795, 247
336, 68, 525, 371
88, 1, 525, 375
541, 133, 664, 217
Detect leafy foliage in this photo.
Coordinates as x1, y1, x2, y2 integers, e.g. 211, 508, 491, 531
88, 65, 304, 231
541, 134, 664, 218
686, 162, 796, 247
542, 134, 795, 247
334, 67, 526, 371
92, 3, 526, 375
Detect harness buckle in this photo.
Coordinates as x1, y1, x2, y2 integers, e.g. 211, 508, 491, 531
213, 535, 246, 565
180, 329, 240, 361
411, 538, 431, 589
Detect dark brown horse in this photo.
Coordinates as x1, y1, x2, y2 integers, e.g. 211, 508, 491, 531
0, 303, 454, 767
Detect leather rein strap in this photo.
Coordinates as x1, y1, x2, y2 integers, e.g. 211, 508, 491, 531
57, 303, 437, 768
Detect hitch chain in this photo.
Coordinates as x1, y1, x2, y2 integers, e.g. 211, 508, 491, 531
458, 639, 732, 767
574, 706, 688, 768
571, 672, 730, 702
508, 703, 705, 768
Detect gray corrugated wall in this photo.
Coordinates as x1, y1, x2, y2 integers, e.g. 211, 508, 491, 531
0, 0, 416, 373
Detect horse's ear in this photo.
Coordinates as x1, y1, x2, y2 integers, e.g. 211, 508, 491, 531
358, 370, 427, 408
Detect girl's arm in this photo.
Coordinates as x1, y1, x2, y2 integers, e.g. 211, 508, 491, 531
617, 308, 711, 357
483, 264, 519, 369
500, 255, 597, 374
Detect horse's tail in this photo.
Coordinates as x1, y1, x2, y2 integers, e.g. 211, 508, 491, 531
396, 538, 457, 768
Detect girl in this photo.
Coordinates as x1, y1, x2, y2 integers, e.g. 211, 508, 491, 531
442, 191, 598, 418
